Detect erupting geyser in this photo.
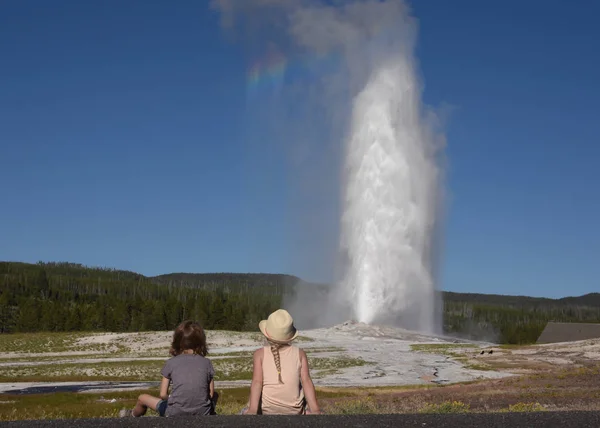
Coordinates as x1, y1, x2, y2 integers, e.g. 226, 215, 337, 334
213, 0, 445, 334
338, 59, 442, 333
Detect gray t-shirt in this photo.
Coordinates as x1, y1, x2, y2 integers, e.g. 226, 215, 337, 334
160, 354, 215, 417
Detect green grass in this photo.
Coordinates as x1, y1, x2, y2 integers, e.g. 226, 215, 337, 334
316, 384, 434, 398
0, 331, 264, 358
0, 358, 252, 383
0, 385, 431, 421
463, 362, 495, 371
211, 355, 371, 381
0, 349, 254, 363
410, 343, 478, 354
0, 332, 134, 355
501, 402, 546, 412
411, 343, 498, 372
419, 400, 471, 414
0, 351, 370, 383
0, 390, 143, 421
309, 356, 372, 378
0, 354, 148, 364
206, 331, 263, 344
0, 382, 564, 421
322, 392, 473, 415
310, 356, 371, 371
304, 347, 345, 354
498, 344, 529, 350
210, 351, 254, 358
0, 386, 358, 421
213, 357, 254, 381
0, 360, 166, 383
0, 387, 254, 421
328, 397, 380, 414
0, 332, 85, 354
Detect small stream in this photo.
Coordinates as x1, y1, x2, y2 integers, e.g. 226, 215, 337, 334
1, 381, 160, 395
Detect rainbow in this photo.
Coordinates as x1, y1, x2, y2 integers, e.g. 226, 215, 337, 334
246, 50, 287, 97
245, 24, 393, 98
246, 48, 341, 98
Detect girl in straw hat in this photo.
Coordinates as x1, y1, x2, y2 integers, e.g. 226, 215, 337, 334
241, 309, 321, 415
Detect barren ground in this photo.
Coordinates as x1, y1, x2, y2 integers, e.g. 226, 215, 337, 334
1, 322, 599, 419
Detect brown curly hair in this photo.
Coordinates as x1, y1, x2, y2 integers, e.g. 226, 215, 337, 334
169, 320, 208, 357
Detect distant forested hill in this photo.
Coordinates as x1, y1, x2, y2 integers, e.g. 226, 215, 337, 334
152, 272, 299, 295
1, 261, 599, 344
443, 290, 600, 307
442, 290, 600, 343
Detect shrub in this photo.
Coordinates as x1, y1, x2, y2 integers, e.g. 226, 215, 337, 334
419, 400, 470, 414
505, 402, 546, 412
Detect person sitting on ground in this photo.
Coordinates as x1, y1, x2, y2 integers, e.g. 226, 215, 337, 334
119, 320, 216, 418
241, 309, 321, 415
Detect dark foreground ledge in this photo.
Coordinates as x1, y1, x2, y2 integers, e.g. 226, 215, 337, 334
3, 412, 600, 428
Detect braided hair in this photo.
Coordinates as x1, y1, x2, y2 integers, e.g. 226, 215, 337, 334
269, 340, 284, 384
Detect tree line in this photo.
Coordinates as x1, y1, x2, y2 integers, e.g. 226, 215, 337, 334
0, 262, 281, 334
1, 261, 599, 344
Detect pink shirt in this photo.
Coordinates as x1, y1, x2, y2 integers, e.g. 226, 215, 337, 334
261, 345, 305, 415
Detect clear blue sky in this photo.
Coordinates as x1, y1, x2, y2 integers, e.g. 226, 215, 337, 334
1, 0, 599, 298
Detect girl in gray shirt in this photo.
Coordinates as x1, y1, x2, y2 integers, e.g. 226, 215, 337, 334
119, 320, 216, 417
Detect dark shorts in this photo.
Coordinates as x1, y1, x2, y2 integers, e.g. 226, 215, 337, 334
156, 399, 168, 417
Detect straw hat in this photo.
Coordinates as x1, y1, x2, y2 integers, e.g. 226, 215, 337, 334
259, 309, 299, 344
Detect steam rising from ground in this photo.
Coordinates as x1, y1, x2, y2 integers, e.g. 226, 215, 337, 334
213, 0, 446, 334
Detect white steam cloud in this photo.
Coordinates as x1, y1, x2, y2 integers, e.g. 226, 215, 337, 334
212, 0, 447, 334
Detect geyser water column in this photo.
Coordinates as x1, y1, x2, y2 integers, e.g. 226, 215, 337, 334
211, 0, 445, 333
338, 52, 443, 334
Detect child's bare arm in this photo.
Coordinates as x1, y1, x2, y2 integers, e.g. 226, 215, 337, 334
159, 376, 170, 400
299, 349, 321, 414
209, 379, 215, 399
246, 348, 264, 414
